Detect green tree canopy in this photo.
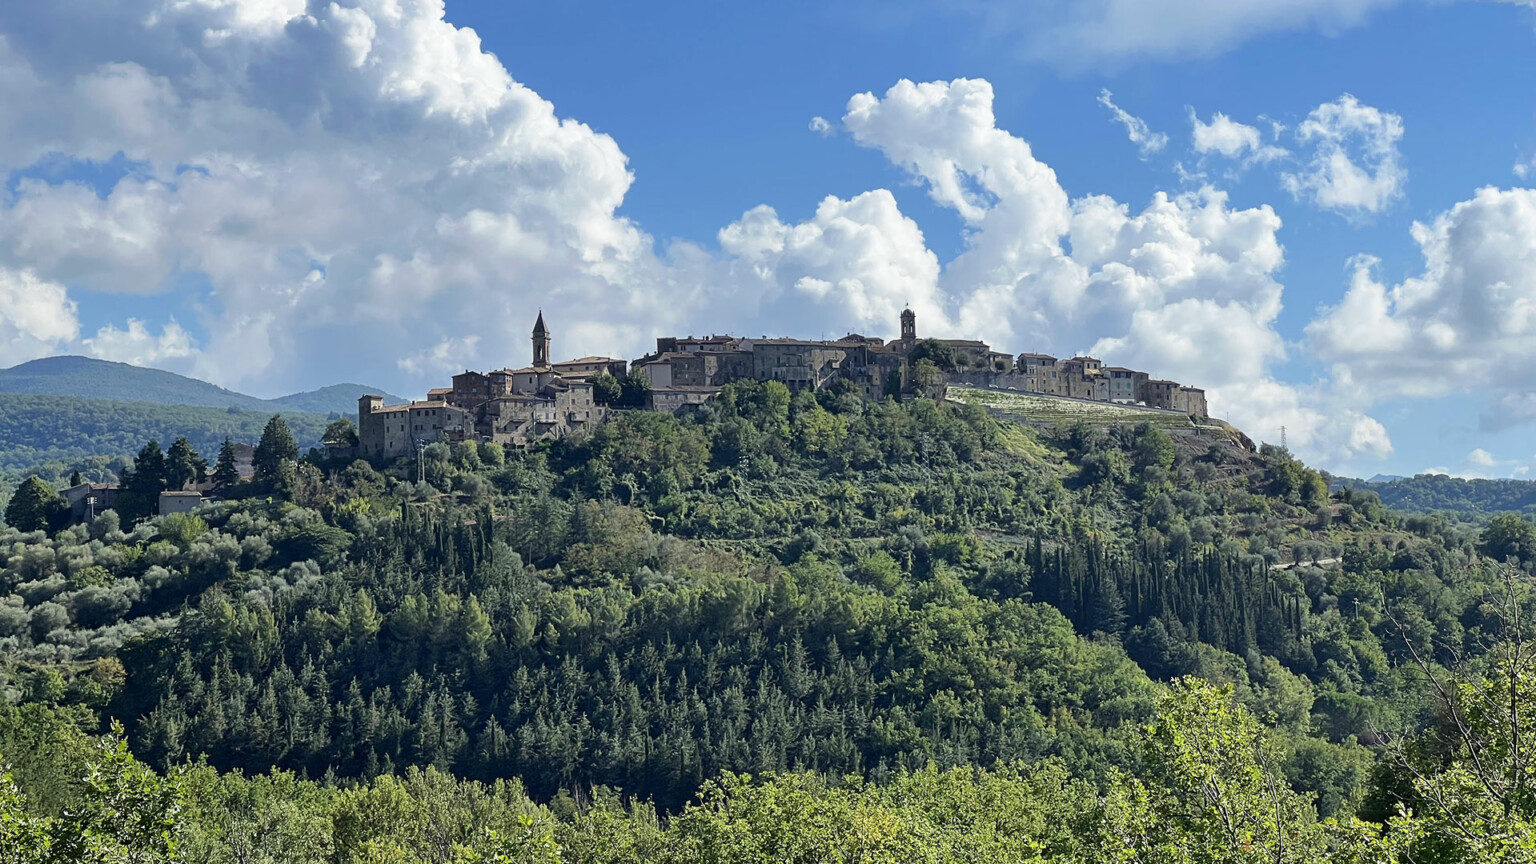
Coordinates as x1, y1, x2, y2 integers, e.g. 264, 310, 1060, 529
1480, 514, 1536, 564
253, 416, 299, 493
589, 371, 623, 406
3, 477, 61, 532
164, 437, 208, 491
908, 338, 958, 371
323, 418, 360, 448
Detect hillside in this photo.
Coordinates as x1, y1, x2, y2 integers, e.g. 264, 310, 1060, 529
0, 378, 1518, 845
0, 355, 401, 416
266, 383, 402, 415
1341, 472, 1536, 517
0, 392, 330, 479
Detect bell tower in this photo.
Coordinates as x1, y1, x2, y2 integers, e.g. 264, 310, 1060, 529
532, 311, 551, 367
900, 307, 916, 345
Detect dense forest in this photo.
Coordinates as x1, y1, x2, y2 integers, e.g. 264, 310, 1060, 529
2, 380, 1534, 860
0, 393, 330, 482
1344, 472, 1536, 518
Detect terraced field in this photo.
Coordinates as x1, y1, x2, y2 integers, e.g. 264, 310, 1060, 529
948, 386, 1203, 429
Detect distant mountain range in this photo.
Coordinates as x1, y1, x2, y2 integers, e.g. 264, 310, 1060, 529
0, 356, 404, 416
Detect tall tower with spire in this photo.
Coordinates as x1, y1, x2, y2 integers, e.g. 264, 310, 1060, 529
532, 311, 551, 367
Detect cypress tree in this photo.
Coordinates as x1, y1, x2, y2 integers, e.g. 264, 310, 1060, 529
213, 438, 242, 490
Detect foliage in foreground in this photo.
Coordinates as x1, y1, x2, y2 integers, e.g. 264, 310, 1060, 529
5, 669, 1536, 863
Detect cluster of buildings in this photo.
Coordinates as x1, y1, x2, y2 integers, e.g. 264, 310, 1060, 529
356, 310, 1209, 461
358, 313, 624, 460
1005, 355, 1207, 416
59, 443, 256, 523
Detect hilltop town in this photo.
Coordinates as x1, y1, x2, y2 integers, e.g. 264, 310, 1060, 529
356, 309, 1210, 461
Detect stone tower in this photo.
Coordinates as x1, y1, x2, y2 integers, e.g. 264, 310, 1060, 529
532, 311, 550, 367
900, 307, 916, 345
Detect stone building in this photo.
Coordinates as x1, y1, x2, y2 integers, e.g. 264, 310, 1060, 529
358, 397, 473, 461
633, 329, 903, 412
1141, 380, 1181, 411
1174, 387, 1207, 418
61, 483, 119, 524
159, 491, 204, 515
361, 314, 615, 457
1104, 367, 1149, 403
649, 385, 720, 415
1018, 354, 1062, 395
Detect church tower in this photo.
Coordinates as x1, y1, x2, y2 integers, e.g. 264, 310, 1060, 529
532, 311, 551, 367
900, 307, 916, 345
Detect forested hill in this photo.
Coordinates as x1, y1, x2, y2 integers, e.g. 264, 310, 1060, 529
0, 355, 401, 415
0, 393, 329, 478
1340, 472, 1536, 517
1, 381, 1533, 860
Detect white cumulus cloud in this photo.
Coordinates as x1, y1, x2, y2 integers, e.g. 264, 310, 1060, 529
1307, 186, 1536, 430
1189, 109, 1289, 167
1282, 94, 1405, 215
1191, 110, 1263, 158
0, 268, 79, 366
84, 318, 196, 367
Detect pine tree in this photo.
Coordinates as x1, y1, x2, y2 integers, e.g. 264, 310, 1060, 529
119, 440, 168, 520
213, 438, 242, 491
253, 416, 299, 493
4, 476, 61, 532
165, 436, 209, 491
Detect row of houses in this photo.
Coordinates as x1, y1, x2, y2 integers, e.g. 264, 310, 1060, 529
1012, 354, 1208, 416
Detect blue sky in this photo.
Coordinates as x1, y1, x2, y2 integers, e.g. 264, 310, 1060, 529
0, 0, 1534, 479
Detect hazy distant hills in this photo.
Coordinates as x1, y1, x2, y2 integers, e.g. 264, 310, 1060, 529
1341, 472, 1536, 517
0, 356, 403, 416
0, 393, 331, 479
0, 357, 403, 484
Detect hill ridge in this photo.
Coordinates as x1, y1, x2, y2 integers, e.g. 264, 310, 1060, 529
0, 355, 402, 416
